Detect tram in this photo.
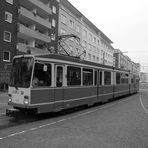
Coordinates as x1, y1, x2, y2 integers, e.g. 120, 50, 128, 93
6, 53, 139, 116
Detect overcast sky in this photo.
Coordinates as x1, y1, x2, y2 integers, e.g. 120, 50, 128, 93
68, 0, 148, 72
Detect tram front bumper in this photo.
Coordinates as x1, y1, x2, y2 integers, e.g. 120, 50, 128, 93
6, 108, 20, 117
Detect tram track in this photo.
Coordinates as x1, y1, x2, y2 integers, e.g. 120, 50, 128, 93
0, 109, 67, 131
0, 93, 138, 131
0, 113, 39, 130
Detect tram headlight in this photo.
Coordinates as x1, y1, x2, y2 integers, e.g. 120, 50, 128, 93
9, 98, 12, 102
24, 96, 29, 105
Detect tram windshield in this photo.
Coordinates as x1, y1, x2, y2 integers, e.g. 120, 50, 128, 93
9, 57, 34, 88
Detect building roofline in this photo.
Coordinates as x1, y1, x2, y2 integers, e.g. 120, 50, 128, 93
60, 0, 113, 44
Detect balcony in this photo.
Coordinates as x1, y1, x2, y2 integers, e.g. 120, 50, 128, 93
19, 7, 51, 29
17, 43, 49, 55
19, 0, 52, 17
18, 24, 51, 43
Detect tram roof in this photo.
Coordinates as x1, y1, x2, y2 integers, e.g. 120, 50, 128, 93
35, 54, 130, 73
14, 53, 131, 73
35, 53, 112, 68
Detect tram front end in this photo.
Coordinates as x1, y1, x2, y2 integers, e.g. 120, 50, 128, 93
6, 55, 36, 117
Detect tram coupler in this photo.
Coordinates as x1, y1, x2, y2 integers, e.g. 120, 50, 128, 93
6, 108, 20, 117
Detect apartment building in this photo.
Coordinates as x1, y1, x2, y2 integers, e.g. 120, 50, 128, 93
140, 72, 148, 82
0, 0, 18, 89
59, 0, 114, 66
81, 18, 101, 63
114, 49, 140, 74
0, 0, 60, 89
17, 0, 59, 55
82, 19, 114, 65
114, 49, 131, 70
58, 0, 83, 57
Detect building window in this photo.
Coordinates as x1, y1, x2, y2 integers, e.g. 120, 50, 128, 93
97, 40, 100, 45
97, 57, 99, 63
93, 55, 95, 62
5, 11, 12, 23
4, 31, 11, 42
88, 53, 91, 60
83, 29, 87, 37
61, 14, 67, 25
52, 6, 56, 14
76, 25, 80, 33
6, 0, 13, 4
89, 33, 92, 41
52, 19, 56, 27
69, 20, 74, 28
3, 51, 10, 62
93, 37, 96, 43
97, 48, 100, 54
88, 44, 91, 51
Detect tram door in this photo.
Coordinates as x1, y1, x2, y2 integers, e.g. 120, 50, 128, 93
54, 65, 64, 111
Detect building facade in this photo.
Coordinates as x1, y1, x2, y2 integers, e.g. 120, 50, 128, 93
0, 0, 60, 89
0, 0, 140, 89
58, 0, 83, 57
59, 0, 114, 66
140, 72, 148, 82
17, 0, 59, 55
0, 0, 18, 89
114, 49, 140, 74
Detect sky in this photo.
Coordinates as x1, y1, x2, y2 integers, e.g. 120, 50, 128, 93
68, 0, 148, 72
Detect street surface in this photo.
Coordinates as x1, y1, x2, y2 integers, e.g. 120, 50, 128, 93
0, 92, 9, 115
0, 83, 148, 148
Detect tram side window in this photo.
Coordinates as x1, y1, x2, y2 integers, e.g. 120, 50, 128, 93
116, 72, 121, 84
32, 63, 51, 87
136, 78, 139, 83
104, 71, 111, 85
83, 68, 93, 86
67, 66, 81, 86
99, 71, 102, 85
121, 73, 129, 84
95, 70, 97, 86
131, 76, 134, 84
56, 66, 63, 87
133, 76, 136, 84
125, 74, 129, 84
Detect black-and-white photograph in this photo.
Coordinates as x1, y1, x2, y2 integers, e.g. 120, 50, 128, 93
0, 0, 148, 147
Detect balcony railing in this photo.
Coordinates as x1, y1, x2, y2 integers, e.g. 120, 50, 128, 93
18, 24, 51, 43
19, 0, 51, 16
19, 7, 51, 29
17, 43, 49, 55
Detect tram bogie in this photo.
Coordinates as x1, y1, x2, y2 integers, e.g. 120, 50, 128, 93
6, 54, 139, 116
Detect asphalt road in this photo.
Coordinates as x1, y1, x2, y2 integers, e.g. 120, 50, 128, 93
0, 84, 148, 147
0, 93, 9, 115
